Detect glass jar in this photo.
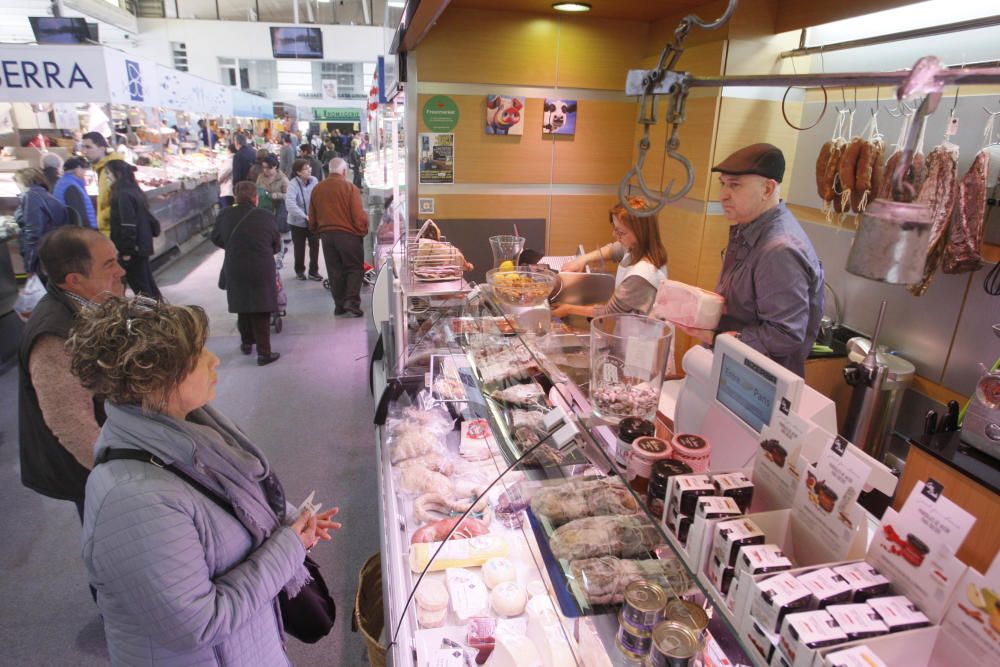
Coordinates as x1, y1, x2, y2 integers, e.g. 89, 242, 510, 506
590, 314, 672, 424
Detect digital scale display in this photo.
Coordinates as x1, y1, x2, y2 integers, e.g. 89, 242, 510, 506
715, 353, 778, 433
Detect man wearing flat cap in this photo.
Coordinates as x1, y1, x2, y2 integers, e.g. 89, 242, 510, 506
707, 143, 824, 377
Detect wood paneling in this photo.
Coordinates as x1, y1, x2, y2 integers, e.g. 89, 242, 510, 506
892, 446, 1000, 574
708, 97, 804, 200
552, 99, 638, 184
645, 1, 733, 57
696, 214, 731, 289
450, 0, 704, 22
549, 195, 621, 255
804, 356, 852, 433
418, 9, 559, 86
660, 203, 706, 286
557, 17, 649, 91
415, 194, 551, 221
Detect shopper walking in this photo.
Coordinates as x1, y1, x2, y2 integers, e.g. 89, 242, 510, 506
212, 181, 282, 365
246, 148, 270, 185
19, 227, 125, 525
80, 132, 124, 236
104, 160, 162, 299
299, 143, 325, 181
53, 157, 97, 229
256, 154, 289, 234
231, 132, 257, 186
309, 157, 368, 317
41, 152, 62, 190
14, 167, 70, 276
348, 138, 364, 188
67, 295, 340, 666
279, 132, 296, 177
286, 159, 323, 282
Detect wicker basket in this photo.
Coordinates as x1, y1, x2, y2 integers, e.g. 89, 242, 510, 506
353, 553, 386, 667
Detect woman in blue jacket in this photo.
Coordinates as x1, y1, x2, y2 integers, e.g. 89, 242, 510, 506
14, 167, 69, 276
53, 157, 97, 229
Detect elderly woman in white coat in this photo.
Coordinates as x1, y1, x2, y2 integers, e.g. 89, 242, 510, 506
553, 196, 668, 318
285, 158, 323, 281
68, 296, 340, 666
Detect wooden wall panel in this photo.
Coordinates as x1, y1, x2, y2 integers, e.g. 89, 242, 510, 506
418, 9, 559, 86
549, 195, 620, 255
659, 204, 706, 286
552, 99, 638, 185
708, 97, 804, 200
696, 214, 730, 289
418, 95, 555, 184
660, 96, 722, 202
557, 17, 649, 91
415, 194, 550, 220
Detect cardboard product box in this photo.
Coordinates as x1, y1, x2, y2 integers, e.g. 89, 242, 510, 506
696, 495, 743, 521
671, 474, 715, 516
665, 503, 693, 546
778, 610, 848, 667
728, 545, 794, 610
797, 567, 854, 609
822, 645, 890, 667
713, 471, 755, 513
751, 571, 813, 633
746, 619, 782, 663
832, 562, 890, 602
867, 595, 931, 633
826, 603, 889, 640
713, 517, 766, 568
707, 551, 735, 597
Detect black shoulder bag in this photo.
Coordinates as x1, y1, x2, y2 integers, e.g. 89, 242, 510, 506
96, 448, 336, 644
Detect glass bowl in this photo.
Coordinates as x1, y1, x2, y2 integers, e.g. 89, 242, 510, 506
486, 267, 557, 307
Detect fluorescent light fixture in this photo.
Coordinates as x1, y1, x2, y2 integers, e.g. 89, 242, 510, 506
388, 1, 406, 8
806, 0, 997, 46
552, 2, 592, 12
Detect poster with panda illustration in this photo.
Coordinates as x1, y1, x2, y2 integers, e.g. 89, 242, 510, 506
543, 99, 577, 135
485, 95, 525, 135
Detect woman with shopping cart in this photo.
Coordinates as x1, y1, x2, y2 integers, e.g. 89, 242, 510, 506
211, 181, 282, 366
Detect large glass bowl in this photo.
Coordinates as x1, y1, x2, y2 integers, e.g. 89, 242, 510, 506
486, 267, 557, 307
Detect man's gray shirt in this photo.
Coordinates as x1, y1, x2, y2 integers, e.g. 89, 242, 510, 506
715, 201, 824, 377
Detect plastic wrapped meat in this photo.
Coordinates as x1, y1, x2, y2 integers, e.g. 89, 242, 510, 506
389, 429, 443, 464
652, 279, 725, 330
569, 556, 694, 605
396, 453, 455, 476
399, 465, 454, 496
488, 383, 546, 409
549, 515, 661, 561
530, 478, 639, 525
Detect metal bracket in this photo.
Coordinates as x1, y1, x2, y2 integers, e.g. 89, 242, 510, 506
625, 69, 688, 96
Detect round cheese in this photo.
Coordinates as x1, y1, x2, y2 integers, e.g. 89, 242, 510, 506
414, 579, 449, 612
481, 557, 516, 589
417, 603, 447, 628
490, 581, 527, 617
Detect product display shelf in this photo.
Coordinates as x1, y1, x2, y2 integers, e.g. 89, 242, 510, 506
374, 281, 768, 665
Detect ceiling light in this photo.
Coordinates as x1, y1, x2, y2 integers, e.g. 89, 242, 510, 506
552, 3, 592, 12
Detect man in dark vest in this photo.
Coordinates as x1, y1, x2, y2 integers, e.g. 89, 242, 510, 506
19, 226, 126, 521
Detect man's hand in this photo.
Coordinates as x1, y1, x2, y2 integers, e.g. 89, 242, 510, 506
676, 323, 717, 346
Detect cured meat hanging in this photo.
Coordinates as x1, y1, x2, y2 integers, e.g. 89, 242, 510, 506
943, 150, 990, 274
908, 143, 960, 296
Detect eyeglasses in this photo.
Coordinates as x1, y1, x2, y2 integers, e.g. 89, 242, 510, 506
612, 227, 629, 239
126, 295, 160, 335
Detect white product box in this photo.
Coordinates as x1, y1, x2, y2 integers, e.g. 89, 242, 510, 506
745, 619, 782, 663
668, 473, 715, 517
831, 562, 890, 602
822, 644, 890, 667
778, 610, 848, 667
867, 595, 931, 633
750, 571, 813, 633
713, 517, 766, 568
798, 567, 854, 609
707, 551, 735, 597
713, 471, 755, 513
826, 603, 888, 640
727, 544, 794, 611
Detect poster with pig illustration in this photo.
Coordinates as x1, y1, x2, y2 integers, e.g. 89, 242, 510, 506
543, 99, 577, 135
485, 95, 525, 135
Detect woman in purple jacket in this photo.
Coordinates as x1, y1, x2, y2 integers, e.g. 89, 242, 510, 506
69, 297, 341, 666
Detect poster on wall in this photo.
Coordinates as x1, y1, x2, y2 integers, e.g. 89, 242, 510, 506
485, 95, 524, 135
543, 98, 577, 135
322, 78, 338, 100
419, 133, 454, 185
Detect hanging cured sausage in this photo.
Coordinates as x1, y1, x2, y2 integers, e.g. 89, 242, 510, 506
907, 143, 960, 296
943, 150, 990, 274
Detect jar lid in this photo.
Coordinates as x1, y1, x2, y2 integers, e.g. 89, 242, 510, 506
632, 436, 672, 460
618, 416, 655, 442
651, 459, 693, 484
673, 433, 709, 454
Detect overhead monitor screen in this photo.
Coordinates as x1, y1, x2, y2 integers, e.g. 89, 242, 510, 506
715, 352, 778, 433
29, 17, 90, 44
270, 27, 323, 59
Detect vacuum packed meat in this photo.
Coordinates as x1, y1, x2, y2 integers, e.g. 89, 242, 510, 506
549, 515, 661, 560
529, 478, 639, 525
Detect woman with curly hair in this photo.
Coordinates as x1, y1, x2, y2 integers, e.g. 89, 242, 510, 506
68, 296, 340, 665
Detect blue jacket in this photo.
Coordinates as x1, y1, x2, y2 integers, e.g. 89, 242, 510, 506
16, 185, 69, 274
53, 173, 97, 229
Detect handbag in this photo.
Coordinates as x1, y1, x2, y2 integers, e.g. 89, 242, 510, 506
218, 209, 256, 291
95, 448, 336, 644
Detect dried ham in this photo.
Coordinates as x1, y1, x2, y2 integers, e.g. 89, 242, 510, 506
943, 150, 990, 274
569, 556, 694, 605
548, 515, 661, 561
529, 478, 639, 526
908, 144, 960, 296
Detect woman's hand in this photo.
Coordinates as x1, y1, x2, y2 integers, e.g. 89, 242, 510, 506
560, 257, 586, 273
291, 507, 342, 551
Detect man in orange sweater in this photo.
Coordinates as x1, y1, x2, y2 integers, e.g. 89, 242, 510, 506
308, 157, 369, 317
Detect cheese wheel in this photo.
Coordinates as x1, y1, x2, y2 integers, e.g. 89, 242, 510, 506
482, 557, 517, 589
417, 603, 448, 628
414, 579, 449, 612
490, 581, 528, 617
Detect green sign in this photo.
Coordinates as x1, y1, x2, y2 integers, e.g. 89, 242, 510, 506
313, 108, 361, 122
422, 95, 459, 132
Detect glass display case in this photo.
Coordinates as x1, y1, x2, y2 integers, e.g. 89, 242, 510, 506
372, 271, 763, 666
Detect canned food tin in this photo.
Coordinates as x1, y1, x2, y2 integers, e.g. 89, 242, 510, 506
649, 621, 701, 667
622, 581, 668, 630
617, 611, 653, 659
663, 599, 709, 636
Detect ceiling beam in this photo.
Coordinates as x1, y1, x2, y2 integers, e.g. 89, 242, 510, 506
399, 0, 451, 53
